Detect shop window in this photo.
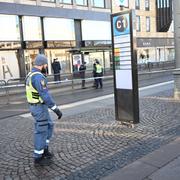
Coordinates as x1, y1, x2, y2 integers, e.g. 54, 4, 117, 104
136, 16, 141, 32
45, 49, 71, 74
146, 17, 150, 32
76, 0, 87, 6
0, 51, 20, 80
91, 0, 105, 8
135, 0, 140, 9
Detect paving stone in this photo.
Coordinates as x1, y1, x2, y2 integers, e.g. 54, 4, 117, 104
0, 90, 180, 179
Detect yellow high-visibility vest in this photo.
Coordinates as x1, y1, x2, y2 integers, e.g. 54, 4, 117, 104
26, 72, 44, 104
96, 64, 102, 73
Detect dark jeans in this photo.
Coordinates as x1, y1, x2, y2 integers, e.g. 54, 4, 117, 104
95, 74, 103, 88
80, 72, 85, 88
54, 74, 60, 81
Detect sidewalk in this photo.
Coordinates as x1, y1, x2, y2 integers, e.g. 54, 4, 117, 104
102, 137, 180, 180
0, 88, 180, 180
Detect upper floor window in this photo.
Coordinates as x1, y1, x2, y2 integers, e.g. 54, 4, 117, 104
136, 16, 141, 32
136, 0, 140, 9
0, 15, 20, 41
61, 0, 72, 4
76, 0, 88, 6
145, 0, 150, 10
91, 0, 105, 8
42, 0, 55, 2
146, 17, 150, 32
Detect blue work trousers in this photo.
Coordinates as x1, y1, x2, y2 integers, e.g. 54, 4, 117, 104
29, 104, 54, 159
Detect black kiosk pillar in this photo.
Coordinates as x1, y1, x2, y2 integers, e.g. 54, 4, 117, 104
111, 10, 139, 124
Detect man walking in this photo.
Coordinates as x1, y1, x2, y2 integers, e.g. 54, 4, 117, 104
95, 59, 103, 89
79, 62, 86, 89
25, 54, 62, 166
51, 58, 61, 81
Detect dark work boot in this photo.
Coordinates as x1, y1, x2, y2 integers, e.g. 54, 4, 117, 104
43, 147, 54, 159
34, 156, 51, 166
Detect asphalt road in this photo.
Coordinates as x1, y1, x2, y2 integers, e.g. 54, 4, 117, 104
0, 71, 174, 120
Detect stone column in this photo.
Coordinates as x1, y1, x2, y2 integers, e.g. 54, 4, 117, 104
173, 0, 180, 99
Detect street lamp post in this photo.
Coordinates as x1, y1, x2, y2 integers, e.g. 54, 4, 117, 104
173, 0, 180, 99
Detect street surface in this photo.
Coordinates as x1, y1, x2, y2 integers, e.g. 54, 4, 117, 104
0, 70, 180, 180
0, 70, 174, 119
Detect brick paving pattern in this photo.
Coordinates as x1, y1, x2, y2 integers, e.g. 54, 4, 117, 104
0, 90, 180, 180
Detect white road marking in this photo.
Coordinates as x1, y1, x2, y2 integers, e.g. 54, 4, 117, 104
20, 81, 174, 118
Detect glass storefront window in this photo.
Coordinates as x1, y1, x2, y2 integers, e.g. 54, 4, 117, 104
91, 0, 105, 8
104, 51, 111, 70
76, 0, 87, 6
22, 16, 42, 41
0, 51, 20, 80
24, 50, 39, 74
44, 18, 75, 41
45, 49, 71, 74
0, 15, 20, 41
86, 52, 104, 71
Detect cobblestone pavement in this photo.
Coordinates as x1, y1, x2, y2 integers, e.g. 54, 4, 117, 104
0, 90, 180, 180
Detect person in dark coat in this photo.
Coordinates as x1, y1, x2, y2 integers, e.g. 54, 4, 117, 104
79, 62, 86, 89
51, 58, 61, 81
92, 62, 97, 87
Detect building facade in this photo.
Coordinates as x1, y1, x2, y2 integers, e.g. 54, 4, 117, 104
112, 0, 174, 64
0, 0, 112, 80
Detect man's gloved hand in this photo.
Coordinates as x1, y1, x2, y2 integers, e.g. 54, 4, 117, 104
51, 105, 62, 119
54, 108, 62, 119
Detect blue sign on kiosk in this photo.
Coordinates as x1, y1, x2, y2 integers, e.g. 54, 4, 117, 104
111, 10, 139, 124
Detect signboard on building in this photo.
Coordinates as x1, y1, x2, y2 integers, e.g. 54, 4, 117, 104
111, 10, 139, 124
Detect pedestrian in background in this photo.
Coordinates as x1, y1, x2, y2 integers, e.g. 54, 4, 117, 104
51, 58, 61, 82
94, 59, 103, 89
92, 62, 96, 87
25, 54, 62, 166
79, 61, 86, 89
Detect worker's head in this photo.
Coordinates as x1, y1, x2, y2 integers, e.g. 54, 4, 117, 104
95, 59, 99, 64
34, 54, 48, 74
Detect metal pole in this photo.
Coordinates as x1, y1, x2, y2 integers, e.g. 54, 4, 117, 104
173, 0, 180, 99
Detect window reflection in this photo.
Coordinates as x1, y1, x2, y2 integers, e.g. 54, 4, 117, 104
76, 0, 87, 6
61, 0, 72, 4
45, 49, 71, 74
91, 0, 105, 8
0, 15, 20, 41
22, 16, 42, 41
0, 51, 20, 80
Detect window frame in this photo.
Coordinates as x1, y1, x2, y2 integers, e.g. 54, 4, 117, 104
146, 16, 150, 32
76, 0, 88, 6
136, 15, 141, 32
61, 0, 73, 4
135, 0, 140, 10
145, 0, 150, 11
91, 0, 105, 8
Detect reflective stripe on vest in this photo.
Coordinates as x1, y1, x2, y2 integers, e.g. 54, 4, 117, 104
96, 64, 102, 73
26, 72, 44, 104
